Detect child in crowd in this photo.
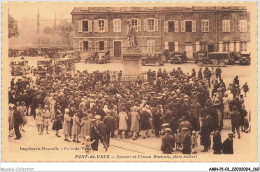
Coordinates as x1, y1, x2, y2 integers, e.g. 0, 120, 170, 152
176, 129, 182, 151
191, 130, 198, 154
84, 136, 95, 154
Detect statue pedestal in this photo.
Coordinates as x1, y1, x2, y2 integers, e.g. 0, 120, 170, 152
121, 47, 144, 82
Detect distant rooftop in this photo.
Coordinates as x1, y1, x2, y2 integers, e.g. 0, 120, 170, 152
71, 6, 247, 14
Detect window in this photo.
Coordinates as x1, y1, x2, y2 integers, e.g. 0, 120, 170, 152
99, 41, 105, 51
83, 41, 89, 51
168, 42, 175, 52
222, 20, 230, 32
147, 40, 155, 54
113, 19, 121, 32
240, 42, 247, 51
98, 20, 105, 32
223, 42, 230, 52
82, 21, 89, 32
148, 19, 155, 31
201, 20, 209, 32
144, 18, 158, 32
239, 20, 247, 32
168, 21, 175, 32
78, 20, 92, 32
185, 21, 192, 32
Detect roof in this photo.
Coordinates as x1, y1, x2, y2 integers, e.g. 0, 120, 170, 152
71, 6, 247, 14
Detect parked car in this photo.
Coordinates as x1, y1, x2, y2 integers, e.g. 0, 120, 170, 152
170, 52, 187, 64
194, 51, 207, 64
55, 58, 74, 71
63, 51, 81, 62
239, 52, 251, 65
141, 52, 166, 66
197, 52, 227, 67
33, 59, 53, 76
10, 58, 31, 76
84, 51, 110, 64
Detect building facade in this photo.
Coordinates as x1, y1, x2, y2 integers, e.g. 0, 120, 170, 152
71, 6, 250, 60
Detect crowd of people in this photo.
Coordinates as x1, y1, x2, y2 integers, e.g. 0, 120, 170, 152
8, 66, 250, 154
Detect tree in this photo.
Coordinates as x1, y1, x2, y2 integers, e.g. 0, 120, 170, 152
57, 20, 73, 48
8, 14, 19, 38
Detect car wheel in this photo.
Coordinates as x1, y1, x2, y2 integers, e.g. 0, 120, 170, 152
198, 61, 203, 67
219, 61, 225, 67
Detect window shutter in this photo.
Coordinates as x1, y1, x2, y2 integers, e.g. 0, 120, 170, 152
104, 20, 108, 32
78, 20, 82, 32
174, 21, 179, 32
218, 41, 223, 52
113, 19, 116, 32
174, 42, 178, 52
147, 41, 150, 53
165, 42, 169, 50
195, 42, 200, 52
245, 20, 247, 32
235, 41, 240, 52
181, 21, 185, 32
88, 41, 92, 52
222, 20, 225, 32
94, 20, 98, 32
192, 21, 196, 32
118, 19, 121, 32
104, 41, 108, 51
230, 41, 234, 52
95, 41, 98, 51
227, 20, 230, 32
137, 19, 141, 31
154, 19, 158, 31
164, 21, 168, 32
79, 41, 83, 52
144, 19, 148, 31
88, 20, 92, 32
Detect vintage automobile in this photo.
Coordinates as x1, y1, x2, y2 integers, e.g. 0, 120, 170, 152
33, 59, 53, 76
194, 51, 208, 64
197, 52, 227, 67
54, 58, 74, 72
239, 52, 251, 65
141, 52, 166, 66
62, 51, 81, 62
10, 58, 31, 76
170, 52, 187, 64
84, 51, 110, 64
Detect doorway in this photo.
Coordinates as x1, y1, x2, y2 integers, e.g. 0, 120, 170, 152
185, 45, 193, 59
114, 41, 122, 58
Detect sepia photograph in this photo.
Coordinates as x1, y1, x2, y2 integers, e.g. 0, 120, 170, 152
1, 1, 258, 165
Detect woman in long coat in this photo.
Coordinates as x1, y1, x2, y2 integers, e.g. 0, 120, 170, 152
72, 112, 81, 143
52, 106, 63, 137
118, 109, 128, 139
9, 104, 14, 137
63, 109, 71, 142
80, 114, 92, 144
42, 105, 50, 134
130, 107, 140, 140
140, 107, 151, 138
200, 118, 211, 152
35, 104, 43, 135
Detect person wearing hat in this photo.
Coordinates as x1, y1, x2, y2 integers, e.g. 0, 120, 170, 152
213, 128, 222, 154
182, 127, 191, 154
130, 106, 140, 140
52, 105, 63, 137
118, 108, 128, 139
63, 109, 72, 142
9, 104, 15, 137
42, 105, 51, 134
17, 101, 27, 132
72, 111, 81, 143
230, 106, 241, 139
200, 117, 211, 152
222, 132, 234, 154
35, 104, 44, 135
80, 111, 92, 144
191, 130, 198, 154
103, 110, 115, 145
13, 105, 23, 140
140, 106, 151, 139
161, 128, 175, 154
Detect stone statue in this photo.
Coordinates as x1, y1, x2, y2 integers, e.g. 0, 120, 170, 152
126, 22, 138, 48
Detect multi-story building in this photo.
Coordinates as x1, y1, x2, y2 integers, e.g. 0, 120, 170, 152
71, 6, 250, 60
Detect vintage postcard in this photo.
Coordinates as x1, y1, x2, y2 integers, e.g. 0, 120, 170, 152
1, 1, 258, 163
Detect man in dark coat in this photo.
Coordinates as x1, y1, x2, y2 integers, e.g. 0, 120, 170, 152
213, 128, 222, 154
200, 117, 211, 152
182, 127, 191, 154
13, 106, 23, 140
161, 128, 175, 154
222, 132, 234, 154
103, 111, 115, 146
231, 106, 241, 139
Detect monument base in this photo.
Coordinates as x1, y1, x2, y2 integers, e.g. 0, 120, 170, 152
122, 47, 142, 77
